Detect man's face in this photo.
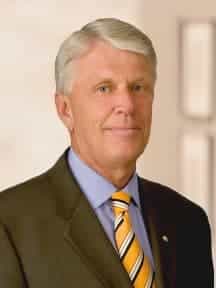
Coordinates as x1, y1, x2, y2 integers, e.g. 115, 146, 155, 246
58, 40, 155, 175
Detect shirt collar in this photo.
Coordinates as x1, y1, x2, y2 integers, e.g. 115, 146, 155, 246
67, 147, 140, 209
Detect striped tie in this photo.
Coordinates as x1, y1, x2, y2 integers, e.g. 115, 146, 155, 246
111, 191, 156, 288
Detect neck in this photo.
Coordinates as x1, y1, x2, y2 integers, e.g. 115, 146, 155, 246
98, 166, 135, 189
70, 144, 136, 189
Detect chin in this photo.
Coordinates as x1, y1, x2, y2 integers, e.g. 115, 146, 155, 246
107, 149, 142, 167
101, 139, 148, 165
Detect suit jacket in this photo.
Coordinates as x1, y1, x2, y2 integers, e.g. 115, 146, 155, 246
0, 149, 214, 288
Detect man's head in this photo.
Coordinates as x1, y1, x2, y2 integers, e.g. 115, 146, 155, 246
55, 18, 157, 187
55, 18, 157, 96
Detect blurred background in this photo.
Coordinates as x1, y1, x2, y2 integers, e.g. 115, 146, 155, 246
0, 0, 215, 272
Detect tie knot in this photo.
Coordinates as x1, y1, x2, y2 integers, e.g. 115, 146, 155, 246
111, 191, 131, 215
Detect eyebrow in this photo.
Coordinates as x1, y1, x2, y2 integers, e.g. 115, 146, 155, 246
95, 78, 113, 84
132, 77, 154, 83
94, 77, 151, 85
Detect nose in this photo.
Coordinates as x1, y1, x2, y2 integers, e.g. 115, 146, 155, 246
114, 88, 135, 116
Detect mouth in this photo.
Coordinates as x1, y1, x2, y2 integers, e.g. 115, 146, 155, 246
104, 127, 141, 136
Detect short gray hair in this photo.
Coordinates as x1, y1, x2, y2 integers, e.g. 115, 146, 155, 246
55, 18, 157, 95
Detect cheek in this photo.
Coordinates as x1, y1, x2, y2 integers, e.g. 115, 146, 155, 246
146, 107, 153, 121
143, 100, 153, 117
92, 104, 113, 128
139, 104, 152, 122
73, 109, 101, 137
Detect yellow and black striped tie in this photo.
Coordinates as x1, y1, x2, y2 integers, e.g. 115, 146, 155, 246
111, 191, 156, 288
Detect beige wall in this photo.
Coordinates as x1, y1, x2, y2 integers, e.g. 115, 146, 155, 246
1, 0, 216, 262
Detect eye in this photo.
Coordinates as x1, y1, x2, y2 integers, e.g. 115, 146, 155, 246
131, 82, 154, 95
97, 85, 111, 93
132, 83, 143, 92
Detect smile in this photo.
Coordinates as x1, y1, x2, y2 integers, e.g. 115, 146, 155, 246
105, 128, 140, 136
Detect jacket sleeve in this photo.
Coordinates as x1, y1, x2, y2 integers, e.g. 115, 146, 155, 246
187, 208, 214, 287
200, 210, 214, 288
0, 223, 27, 287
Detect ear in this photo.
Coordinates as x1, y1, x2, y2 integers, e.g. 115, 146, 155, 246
55, 92, 74, 131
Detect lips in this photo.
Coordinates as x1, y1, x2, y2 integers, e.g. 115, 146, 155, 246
104, 127, 140, 130
104, 127, 141, 136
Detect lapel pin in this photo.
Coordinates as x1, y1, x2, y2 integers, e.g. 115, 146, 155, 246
162, 235, 169, 243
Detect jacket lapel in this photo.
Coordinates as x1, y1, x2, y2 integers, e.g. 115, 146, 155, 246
138, 178, 175, 288
64, 193, 132, 288
48, 149, 132, 288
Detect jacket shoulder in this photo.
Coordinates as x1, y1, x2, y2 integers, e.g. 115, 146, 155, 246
0, 168, 55, 220
139, 177, 209, 220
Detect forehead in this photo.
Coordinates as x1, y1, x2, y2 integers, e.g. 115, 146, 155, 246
72, 40, 155, 83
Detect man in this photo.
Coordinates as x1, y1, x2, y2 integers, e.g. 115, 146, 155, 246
0, 18, 214, 288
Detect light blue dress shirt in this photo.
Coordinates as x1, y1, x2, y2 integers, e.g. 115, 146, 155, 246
67, 147, 154, 268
